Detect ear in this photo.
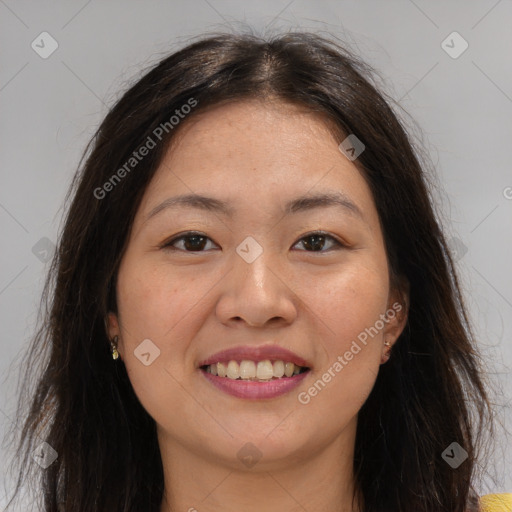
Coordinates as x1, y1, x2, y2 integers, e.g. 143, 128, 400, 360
380, 278, 409, 364
106, 311, 124, 360
107, 311, 120, 340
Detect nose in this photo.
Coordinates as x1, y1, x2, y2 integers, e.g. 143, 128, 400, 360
215, 245, 298, 328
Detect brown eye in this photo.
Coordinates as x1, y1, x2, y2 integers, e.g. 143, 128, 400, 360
293, 232, 343, 252
162, 232, 218, 252
162, 231, 343, 253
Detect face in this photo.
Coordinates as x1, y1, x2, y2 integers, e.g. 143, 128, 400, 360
108, 99, 407, 470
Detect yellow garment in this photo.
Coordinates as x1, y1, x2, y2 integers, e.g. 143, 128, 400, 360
480, 494, 512, 512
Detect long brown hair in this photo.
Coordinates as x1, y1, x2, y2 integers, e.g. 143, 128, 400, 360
5, 31, 493, 511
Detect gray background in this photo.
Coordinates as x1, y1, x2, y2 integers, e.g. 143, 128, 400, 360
1, 0, 511, 507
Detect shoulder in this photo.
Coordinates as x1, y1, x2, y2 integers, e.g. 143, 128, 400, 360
478, 493, 512, 512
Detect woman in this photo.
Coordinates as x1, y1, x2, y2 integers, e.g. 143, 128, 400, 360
5, 31, 507, 511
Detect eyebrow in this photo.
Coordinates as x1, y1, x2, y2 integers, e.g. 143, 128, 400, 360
145, 191, 363, 221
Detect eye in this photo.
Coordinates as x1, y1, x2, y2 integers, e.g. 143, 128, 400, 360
161, 230, 345, 253
161, 231, 218, 252
292, 231, 344, 252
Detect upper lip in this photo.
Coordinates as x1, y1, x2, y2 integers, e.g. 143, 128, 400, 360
198, 345, 312, 368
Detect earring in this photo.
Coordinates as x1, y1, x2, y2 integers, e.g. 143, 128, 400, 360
110, 335, 119, 360
383, 340, 392, 357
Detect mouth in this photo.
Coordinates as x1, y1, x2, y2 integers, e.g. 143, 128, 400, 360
197, 344, 312, 399
200, 359, 310, 381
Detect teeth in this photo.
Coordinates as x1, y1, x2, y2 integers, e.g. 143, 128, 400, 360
204, 360, 307, 380
256, 360, 274, 380
226, 361, 240, 379
273, 360, 284, 378
216, 362, 226, 377
240, 360, 256, 379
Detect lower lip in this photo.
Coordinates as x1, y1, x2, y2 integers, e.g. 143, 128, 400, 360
200, 369, 310, 399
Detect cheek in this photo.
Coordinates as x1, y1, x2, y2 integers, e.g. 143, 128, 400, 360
115, 261, 205, 428
305, 260, 389, 349
294, 261, 388, 416
116, 259, 207, 341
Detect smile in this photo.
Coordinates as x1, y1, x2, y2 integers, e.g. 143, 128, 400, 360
202, 359, 308, 380
200, 359, 311, 399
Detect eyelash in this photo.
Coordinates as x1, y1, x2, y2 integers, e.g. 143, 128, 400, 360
160, 231, 345, 253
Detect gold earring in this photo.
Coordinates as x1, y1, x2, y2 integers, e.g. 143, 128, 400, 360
110, 336, 119, 360
381, 340, 393, 364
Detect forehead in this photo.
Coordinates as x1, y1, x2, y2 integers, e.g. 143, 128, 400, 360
165, 98, 343, 165
137, 99, 379, 227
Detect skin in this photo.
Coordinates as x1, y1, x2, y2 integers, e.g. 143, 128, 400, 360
108, 99, 408, 512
